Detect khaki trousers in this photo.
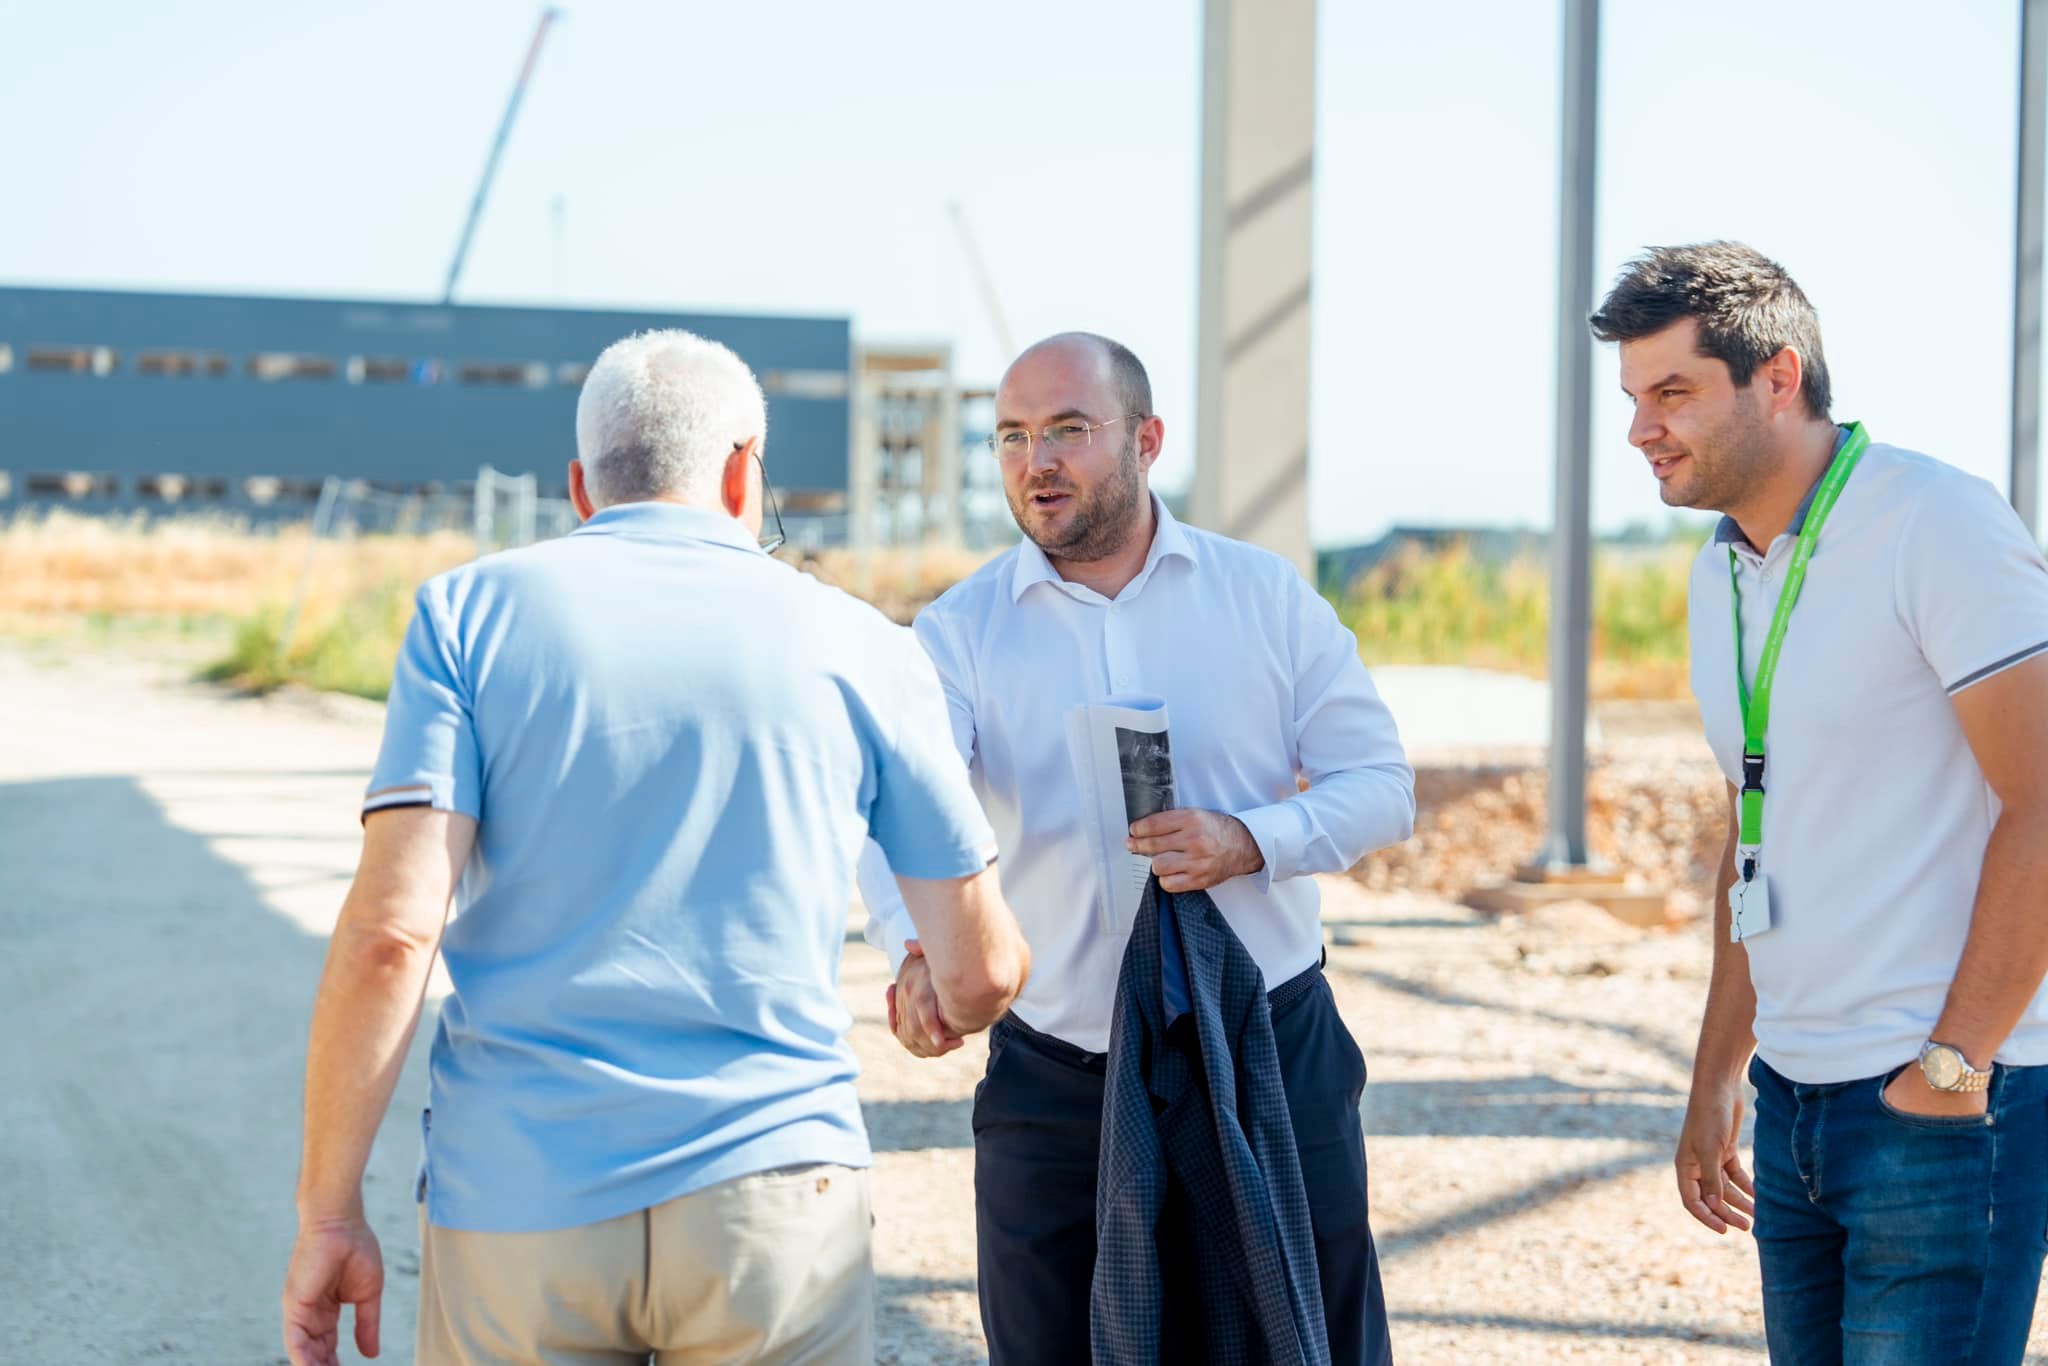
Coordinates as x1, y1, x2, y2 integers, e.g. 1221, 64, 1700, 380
416, 1165, 873, 1365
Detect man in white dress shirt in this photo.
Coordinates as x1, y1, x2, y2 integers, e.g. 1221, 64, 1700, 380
860, 333, 1415, 1365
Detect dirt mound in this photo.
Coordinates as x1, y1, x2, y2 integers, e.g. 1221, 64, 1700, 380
1352, 747, 1728, 906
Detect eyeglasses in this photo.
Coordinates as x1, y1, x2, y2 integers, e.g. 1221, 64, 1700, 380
985, 413, 1146, 461
755, 450, 787, 554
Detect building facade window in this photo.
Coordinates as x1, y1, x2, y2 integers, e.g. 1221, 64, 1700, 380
137, 351, 231, 377
25, 471, 119, 498
347, 356, 415, 384
457, 360, 549, 388
27, 346, 117, 376
247, 353, 337, 382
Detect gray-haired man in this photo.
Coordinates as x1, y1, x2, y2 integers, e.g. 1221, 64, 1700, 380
282, 329, 1030, 1366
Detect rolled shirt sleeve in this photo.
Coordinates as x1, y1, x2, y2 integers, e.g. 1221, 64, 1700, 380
1895, 473, 2048, 694
363, 580, 482, 821
1232, 574, 1416, 889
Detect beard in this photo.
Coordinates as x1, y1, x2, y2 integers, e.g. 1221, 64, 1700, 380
1007, 433, 1146, 563
1654, 392, 1775, 512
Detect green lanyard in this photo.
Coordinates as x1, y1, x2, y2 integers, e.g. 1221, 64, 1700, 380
1729, 421, 1869, 883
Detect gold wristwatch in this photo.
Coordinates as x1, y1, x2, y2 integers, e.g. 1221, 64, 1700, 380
1918, 1041, 1993, 1093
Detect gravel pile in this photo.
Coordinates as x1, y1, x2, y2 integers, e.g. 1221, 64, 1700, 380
1352, 738, 1729, 917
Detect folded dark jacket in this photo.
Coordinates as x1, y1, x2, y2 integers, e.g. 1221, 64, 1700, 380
1091, 877, 1330, 1366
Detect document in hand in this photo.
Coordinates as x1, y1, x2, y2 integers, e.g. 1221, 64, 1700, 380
1064, 696, 1178, 936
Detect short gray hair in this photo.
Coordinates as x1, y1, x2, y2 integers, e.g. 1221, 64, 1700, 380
574, 329, 767, 506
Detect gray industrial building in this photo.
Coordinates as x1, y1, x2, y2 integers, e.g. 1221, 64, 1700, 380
0, 285, 854, 514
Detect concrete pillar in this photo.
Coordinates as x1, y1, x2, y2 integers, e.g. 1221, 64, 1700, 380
1191, 0, 1316, 578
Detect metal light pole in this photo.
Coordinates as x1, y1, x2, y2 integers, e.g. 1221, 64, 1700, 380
1540, 0, 1601, 870
1456, 0, 1665, 920
2013, 0, 2046, 538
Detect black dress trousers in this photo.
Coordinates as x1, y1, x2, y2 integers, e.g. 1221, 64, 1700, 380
971, 971, 1392, 1365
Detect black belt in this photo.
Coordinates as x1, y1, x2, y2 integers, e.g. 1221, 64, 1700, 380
1266, 951, 1327, 1014
1002, 952, 1326, 1064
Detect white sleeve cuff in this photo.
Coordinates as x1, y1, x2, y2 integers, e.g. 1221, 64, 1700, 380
1232, 800, 1307, 893
855, 838, 917, 975
860, 912, 914, 976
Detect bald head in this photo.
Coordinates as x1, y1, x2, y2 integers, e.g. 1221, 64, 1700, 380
994, 332, 1162, 569
1004, 332, 1152, 421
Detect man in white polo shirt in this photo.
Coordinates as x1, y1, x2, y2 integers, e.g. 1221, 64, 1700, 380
1592, 241, 2048, 1363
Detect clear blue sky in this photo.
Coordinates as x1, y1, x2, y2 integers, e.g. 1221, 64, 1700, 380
0, 0, 2029, 546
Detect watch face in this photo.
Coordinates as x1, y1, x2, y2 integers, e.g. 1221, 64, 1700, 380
1923, 1046, 1964, 1091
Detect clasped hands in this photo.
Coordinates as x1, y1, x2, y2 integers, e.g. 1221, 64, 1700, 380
885, 808, 1261, 1058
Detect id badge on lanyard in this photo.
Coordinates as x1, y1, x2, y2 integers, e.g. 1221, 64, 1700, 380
1727, 422, 1869, 943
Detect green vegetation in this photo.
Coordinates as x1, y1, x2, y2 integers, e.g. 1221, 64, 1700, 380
201, 577, 422, 700
1330, 537, 1702, 700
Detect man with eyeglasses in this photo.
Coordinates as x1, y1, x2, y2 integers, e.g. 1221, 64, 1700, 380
860, 332, 1414, 1364
282, 328, 1031, 1366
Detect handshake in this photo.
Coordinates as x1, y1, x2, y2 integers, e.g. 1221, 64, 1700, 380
883, 807, 1264, 1058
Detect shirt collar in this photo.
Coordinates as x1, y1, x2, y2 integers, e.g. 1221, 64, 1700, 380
1009, 492, 1199, 603
573, 500, 763, 553
1713, 423, 1853, 548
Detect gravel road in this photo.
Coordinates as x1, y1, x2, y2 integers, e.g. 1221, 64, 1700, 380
3, 642, 2041, 1364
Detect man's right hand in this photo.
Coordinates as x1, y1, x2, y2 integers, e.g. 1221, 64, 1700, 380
887, 940, 964, 1059
1675, 1083, 1756, 1235
282, 1215, 384, 1366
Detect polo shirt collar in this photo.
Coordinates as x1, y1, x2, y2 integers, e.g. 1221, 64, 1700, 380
574, 500, 763, 553
1009, 493, 1199, 603
1713, 424, 1854, 549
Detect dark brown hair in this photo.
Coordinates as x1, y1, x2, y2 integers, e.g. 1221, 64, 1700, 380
1590, 241, 1831, 419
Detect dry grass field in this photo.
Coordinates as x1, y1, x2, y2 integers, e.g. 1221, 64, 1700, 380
0, 511, 995, 695
0, 510, 1694, 700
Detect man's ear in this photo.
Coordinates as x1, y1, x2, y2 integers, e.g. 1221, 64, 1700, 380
1760, 346, 1806, 420
568, 459, 596, 521
721, 441, 755, 518
1135, 416, 1165, 474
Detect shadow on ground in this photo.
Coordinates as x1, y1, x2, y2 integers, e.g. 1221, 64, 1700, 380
0, 773, 433, 1361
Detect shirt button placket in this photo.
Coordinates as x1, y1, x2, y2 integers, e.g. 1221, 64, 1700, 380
1106, 601, 1135, 693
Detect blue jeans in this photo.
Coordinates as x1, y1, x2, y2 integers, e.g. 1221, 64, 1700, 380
1749, 1054, 2048, 1364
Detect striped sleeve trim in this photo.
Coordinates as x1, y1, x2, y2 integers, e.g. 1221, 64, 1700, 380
1948, 639, 2048, 694
363, 783, 437, 814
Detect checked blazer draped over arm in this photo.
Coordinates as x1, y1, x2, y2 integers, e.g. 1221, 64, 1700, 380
1091, 877, 1331, 1366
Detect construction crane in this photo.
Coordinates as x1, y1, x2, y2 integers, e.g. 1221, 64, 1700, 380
948, 200, 1017, 359
442, 8, 563, 305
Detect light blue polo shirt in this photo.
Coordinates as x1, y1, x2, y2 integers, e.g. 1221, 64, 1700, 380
364, 501, 996, 1232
